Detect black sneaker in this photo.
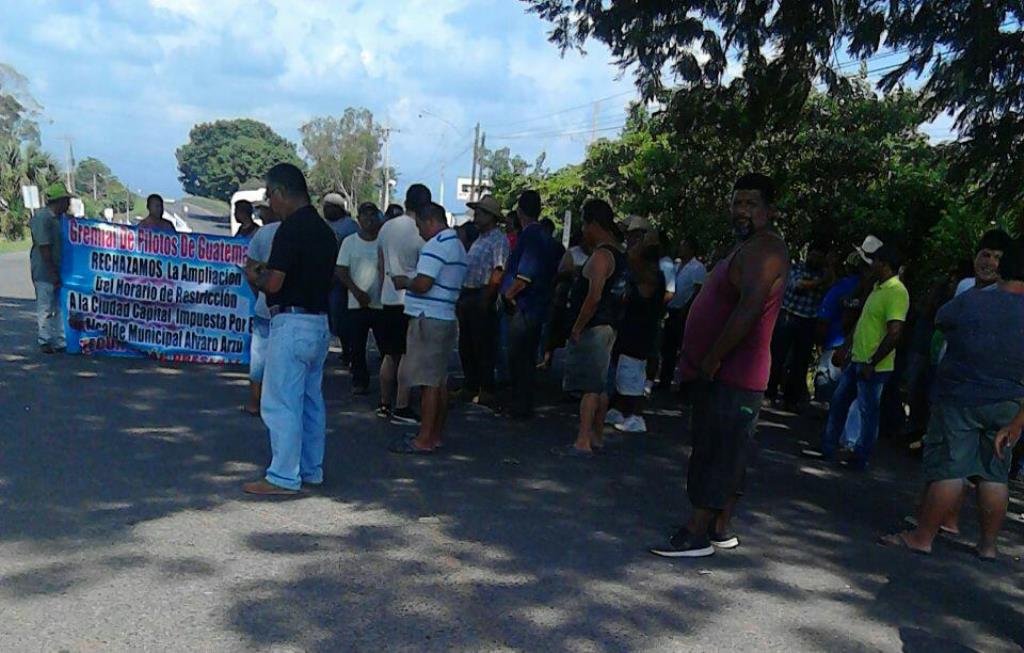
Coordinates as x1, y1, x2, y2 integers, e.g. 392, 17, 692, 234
649, 528, 715, 558
709, 530, 740, 550
375, 404, 391, 419
390, 407, 421, 425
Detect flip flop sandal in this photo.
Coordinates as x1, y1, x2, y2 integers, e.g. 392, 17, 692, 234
903, 515, 960, 537
389, 437, 434, 455
551, 445, 594, 459
401, 432, 444, 449
878, 532, 931, 555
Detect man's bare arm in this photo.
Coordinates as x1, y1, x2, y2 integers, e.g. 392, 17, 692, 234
570, 249, 613, 340
246, 266, 286, 295
860, 320, 904, 379
407, 274, 435, 294
868, 321, 903, 367
336, 266, 370, 307
702, 238, 788, 377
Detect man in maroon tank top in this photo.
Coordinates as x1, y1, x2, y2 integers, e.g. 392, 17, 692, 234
651, 173, 789, 558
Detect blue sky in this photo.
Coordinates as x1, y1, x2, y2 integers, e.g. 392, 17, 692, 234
0, 0, 640, 209
1, 1, 955, 211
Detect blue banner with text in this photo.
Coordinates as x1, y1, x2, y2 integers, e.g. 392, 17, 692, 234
60, 219, 255, 364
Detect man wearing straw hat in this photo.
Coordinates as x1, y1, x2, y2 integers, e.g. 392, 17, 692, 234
457, 194, 510, 410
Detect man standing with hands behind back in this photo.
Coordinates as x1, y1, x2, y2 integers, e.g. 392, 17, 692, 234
243, 163, 339, 495
651, 173, 789, 558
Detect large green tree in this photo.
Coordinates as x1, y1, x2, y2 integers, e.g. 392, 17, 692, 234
300, 108, 392, 205
525, 1, 1024, 205
74, 157, 113, 199
0, 62, 51, 238
0, 141, 60, 239
176, 119, 303, 201
74, 156, 136, 218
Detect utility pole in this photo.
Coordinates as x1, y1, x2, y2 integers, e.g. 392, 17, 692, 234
93, 172, 98, 201
478, 132, 486, 198
61, 135, 75, 191
590, 100, 600, 144
439, 161, 446, 208
381, 123, 399, 208
469, 122, 481, 202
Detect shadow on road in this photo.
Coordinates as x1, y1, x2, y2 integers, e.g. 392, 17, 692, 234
2, 291, 1024, 651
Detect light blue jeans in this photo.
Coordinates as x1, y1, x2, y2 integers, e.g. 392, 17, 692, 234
261, 313, 331, 490
34, 281, 66, 348
821, 363, 892, 465
249, 317, 271, 383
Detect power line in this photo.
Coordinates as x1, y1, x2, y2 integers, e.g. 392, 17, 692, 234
487, 90, 635, 130
491, 123, 627, 141
491, 113, 630, 140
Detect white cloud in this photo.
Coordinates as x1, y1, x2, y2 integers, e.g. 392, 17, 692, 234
4, 0, 640, 200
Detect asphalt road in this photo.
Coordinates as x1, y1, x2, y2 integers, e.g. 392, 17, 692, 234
176, 199, 231, 236
1, 248, 1023, 652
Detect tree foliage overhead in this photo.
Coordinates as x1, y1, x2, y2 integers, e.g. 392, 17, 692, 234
176, 119, 304, 201
300, 108, 392, 206
489, 82, 995, 287
524, 1, 1024, 204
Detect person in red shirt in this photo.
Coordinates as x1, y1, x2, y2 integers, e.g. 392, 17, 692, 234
650, 173, 789, 559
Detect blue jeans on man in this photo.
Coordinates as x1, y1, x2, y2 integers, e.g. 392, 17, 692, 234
261, 313, 331, 490
821, 363, 892, 468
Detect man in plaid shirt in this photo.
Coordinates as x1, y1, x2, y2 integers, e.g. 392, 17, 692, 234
767, 244, 832, 410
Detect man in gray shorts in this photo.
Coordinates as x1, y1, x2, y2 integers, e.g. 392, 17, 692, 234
556, 199, 629, 458
390, 202, 468, 454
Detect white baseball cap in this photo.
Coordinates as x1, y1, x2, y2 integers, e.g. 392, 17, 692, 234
322, 192, 348, 210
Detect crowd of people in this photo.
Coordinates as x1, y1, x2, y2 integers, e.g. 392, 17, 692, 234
28, 163, 1024, 561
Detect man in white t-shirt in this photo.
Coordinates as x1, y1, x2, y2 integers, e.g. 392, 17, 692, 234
389, 202, 468, 454
243, 202, 282, 415
376, 184, 428, 423
336, 202, 385, 396
659, 236, 706, 387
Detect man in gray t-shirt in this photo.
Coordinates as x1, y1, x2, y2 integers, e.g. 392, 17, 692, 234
883, 260, 1024, 560
29, 185, 73, 353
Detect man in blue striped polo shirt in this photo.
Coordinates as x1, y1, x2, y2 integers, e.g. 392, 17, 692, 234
391, 202, 468, 454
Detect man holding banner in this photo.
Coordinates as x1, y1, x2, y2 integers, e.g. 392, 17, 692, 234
243, 202, 282, 416
243, 164, 339, 496
30, 183, 73, 354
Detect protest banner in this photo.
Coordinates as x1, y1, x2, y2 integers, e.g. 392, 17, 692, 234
60, 219, 255, 364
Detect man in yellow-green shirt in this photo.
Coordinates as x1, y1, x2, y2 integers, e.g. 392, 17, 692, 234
820, 244, 909, 469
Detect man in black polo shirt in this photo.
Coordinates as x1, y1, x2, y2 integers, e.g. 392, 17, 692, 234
243, 163, 339, 495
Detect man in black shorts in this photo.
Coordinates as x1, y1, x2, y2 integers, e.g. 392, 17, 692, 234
377, 184, 429, 422
650, 174, 789, 558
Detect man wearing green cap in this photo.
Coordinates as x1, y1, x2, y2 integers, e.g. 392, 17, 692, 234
30, 183, 73, 353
